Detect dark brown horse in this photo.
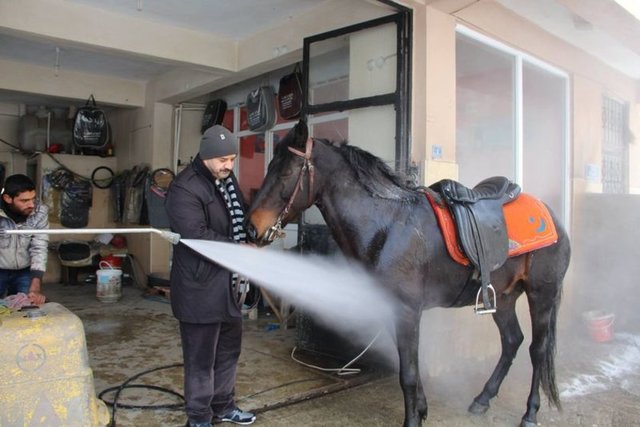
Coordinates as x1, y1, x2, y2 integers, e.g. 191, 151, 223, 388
246, 120, 570, 427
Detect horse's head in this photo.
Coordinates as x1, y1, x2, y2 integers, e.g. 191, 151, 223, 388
246, 120, 318, 246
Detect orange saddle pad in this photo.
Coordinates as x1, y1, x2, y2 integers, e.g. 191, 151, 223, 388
425, 192, 558, 266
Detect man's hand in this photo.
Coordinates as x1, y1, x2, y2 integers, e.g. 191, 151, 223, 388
28, 290, 46, 305
28, 277, 46, 305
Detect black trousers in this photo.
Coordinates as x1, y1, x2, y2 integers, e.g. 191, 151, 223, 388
179, 320, 243, 423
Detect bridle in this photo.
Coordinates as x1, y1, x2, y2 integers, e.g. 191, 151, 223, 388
264, 138, 315, 242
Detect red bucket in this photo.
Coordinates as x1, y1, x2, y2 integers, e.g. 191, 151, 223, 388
100, 254, 123, 269
584, 311, 615, 343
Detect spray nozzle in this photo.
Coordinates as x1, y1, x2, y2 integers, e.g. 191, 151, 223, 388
156, 230, 181, 245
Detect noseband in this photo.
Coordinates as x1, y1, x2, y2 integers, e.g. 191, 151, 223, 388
264, 138, 315, 242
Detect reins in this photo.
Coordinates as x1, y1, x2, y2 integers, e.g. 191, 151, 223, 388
264, 138, 315, 242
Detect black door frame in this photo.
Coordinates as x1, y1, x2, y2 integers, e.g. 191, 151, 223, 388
301, 4, 412, 170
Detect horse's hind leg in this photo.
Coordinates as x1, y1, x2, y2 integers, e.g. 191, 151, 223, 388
469, 290, 524, 415
520, 279, 562, 427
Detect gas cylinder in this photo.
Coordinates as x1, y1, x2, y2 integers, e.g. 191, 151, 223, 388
0, 303, 110, 426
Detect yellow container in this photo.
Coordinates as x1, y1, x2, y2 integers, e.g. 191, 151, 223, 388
0, 302, 110, 426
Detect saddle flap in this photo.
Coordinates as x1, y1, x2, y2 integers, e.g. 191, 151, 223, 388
428, 177, 523, 277
451, 202, 509, 272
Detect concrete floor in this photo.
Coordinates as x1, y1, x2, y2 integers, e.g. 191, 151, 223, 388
35, 280, 640, 427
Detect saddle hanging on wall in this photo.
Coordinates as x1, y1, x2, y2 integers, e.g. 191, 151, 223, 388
246, 86, 276, 132
201, 99, 228, 134
277, 63, 303, 120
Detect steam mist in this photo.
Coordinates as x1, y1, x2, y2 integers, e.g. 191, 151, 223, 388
181, 240, 400, 365
182, 197, 640, 417
556, 194, 640, 400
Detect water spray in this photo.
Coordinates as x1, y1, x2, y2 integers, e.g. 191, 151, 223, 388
2, 229, 397, 367
181, 239, 400, 367
0, 227, 181, 244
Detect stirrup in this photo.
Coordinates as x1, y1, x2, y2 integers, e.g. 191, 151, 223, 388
474, 284, 497, 315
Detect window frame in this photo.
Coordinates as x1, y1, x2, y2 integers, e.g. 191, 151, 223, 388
303, 12, 412, 169
456, 25, 572, 226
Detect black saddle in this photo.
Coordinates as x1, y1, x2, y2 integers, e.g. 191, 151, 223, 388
430, 176, 521, 313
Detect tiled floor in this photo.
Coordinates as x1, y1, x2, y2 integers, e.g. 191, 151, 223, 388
10, 280, 640, 426
42, 281, 381, 426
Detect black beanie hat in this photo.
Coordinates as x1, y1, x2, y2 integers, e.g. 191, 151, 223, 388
199, 125, 238, 159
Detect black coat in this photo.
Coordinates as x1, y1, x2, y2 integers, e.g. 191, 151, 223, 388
165, 156, 248, 323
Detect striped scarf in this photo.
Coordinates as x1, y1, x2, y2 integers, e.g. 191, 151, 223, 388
215, 177, 248, 291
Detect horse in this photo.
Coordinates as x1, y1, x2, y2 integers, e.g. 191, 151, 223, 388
245, 120, 570, 427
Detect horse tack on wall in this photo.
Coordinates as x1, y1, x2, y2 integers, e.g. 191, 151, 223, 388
246, 86, 277, 132
277, 63, 303, 120
246, 120, 571, 427
200, 99, 228, 134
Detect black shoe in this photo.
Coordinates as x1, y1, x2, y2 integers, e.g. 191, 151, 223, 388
215, 408, 256, 425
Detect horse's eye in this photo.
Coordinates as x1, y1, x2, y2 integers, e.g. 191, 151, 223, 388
281, 167, 294, 178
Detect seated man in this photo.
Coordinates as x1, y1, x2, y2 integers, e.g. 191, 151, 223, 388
0, 174, 48, 304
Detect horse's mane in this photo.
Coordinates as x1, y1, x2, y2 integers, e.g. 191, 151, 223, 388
316, 138, 420, 202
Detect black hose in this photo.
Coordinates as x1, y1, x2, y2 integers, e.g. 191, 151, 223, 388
99, 384, 184, 410
99, 362, 328, 424
0, 136, 23, 151
99, 363, 184, 427
91, 166, 115, 189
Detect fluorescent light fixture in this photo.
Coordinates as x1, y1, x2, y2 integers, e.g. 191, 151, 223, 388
614, 0, 640, 21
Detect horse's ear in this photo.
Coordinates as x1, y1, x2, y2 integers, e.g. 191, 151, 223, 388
290, 119, 308, 149
330, 140, 347, 148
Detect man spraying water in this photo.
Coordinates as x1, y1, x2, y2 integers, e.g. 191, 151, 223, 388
165, 125, 256, 427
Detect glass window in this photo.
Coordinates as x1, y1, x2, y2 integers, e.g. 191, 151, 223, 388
456, 28, 569, 222
239, 107, 249, 132
523, 62, 567, 215
601, 96, 629, 194
221, 109, 234, 131
237, 134, 265, 203
310, 118, 348, 142
456, 34, 515, 186
308, 22, 397, 106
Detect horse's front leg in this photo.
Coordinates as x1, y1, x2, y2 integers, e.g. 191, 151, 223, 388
396, 310, 426, 427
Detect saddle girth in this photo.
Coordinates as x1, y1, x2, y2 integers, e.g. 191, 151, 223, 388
430, 176, 521, 313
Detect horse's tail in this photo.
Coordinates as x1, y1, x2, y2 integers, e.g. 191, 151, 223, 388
540, 291, 562, 410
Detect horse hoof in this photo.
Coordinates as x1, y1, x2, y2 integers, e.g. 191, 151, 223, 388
468, 400, 490, 415
519, 419, 537, 427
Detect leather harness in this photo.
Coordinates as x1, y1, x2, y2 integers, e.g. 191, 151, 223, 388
264, 138, 315, 242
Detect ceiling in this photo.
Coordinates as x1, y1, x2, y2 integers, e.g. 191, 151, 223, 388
0, 0, 638, 110
0, 0, 338, 108
69, 0, 323, 40
496, 0, 640, 79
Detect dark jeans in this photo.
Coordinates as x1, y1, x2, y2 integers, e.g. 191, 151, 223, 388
0, 267, 31, 298
179, 320, 243, 424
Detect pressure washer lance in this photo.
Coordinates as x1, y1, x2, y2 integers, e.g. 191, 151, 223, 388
0, 227, 181, 244
0, 228, 252, 305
